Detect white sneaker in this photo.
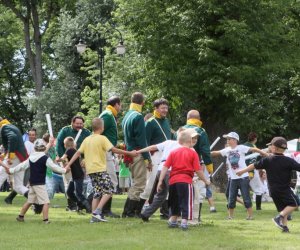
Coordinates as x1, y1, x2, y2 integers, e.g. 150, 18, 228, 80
92, 213, 108, 222
188, 219, 200, 226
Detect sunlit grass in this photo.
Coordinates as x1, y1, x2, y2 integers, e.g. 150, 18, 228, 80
0, 192, 299, 249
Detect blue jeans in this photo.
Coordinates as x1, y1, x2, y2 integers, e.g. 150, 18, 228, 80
67, 178, 86, 203
53, 174, 65, 194
228, 177, 252, 209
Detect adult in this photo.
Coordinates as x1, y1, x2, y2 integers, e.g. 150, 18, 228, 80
140, 98, 172, 218
244, 132, 264, 210
4, 128, 37, 204
0, 117, 28, 202
122, 92, 152, 218
99, 96, 122, 218
56, 115, 91, 211
183, 110, 216, 215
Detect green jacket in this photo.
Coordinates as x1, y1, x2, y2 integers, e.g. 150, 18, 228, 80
183, 124, 212, 165
145, 117, 171, 145
99, 110, 118, 146
122, 110, 150, 160
1, 124, 27, 161
56, 125, 91, 157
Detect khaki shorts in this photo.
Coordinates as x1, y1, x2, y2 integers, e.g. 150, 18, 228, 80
27, 185, 50, 205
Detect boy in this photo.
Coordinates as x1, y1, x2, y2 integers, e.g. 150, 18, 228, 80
59, 137, 91, 213
157, 129, 210, 230
65, 118, 137, 223
3, 138, 66, 224
237, 137, 300, 233
211, 132, 268, 220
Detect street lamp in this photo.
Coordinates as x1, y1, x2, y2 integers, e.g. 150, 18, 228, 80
76, 29, 125, 114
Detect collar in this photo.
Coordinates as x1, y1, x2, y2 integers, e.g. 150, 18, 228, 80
0, 119, 11, 128
153, 110, 162, 119
106, 105, 118, 117
186, 118, 202, 128
129, 103, 142, 113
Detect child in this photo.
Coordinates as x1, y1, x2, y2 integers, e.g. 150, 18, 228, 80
59, 136, 91, 213
118, 155, 131, 193
237, 137, 300, 233
65, 118, 137, 223
3, 139, 66, 224
211, 132, 268, 220
157, 129, 210, 230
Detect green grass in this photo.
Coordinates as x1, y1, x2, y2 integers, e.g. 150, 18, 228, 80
0, 192, 299, 250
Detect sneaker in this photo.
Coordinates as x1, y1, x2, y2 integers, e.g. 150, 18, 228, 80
246, 216, 254, 220
16, 216, 24, 222
272, 215, 283, 230
90, 217, 100, 223
141, 213, 149, 222
287, 214, 292, 221
188, 219, 200, 226
44, 220, 51, 224
4, 197, 12, 205
180, 223, 189, 231
92, 213, 108, 222
210, 207, 217, 213
282, 226, 290, 233
227, 216, 233, 220
168, 220, 178, 228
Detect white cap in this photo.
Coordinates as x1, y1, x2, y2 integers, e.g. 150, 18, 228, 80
34, 139, 46, 150
223, 132, 239, 141
185, 128, 199, 138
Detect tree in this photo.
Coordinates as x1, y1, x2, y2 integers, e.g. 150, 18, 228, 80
0, 5, 34, 130
114, 0, 300, 141
0, 0, 75, 96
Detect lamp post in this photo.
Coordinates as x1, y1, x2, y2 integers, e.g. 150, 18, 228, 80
76, 29, 125, 114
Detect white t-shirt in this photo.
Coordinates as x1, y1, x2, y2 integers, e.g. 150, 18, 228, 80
220, 145, 250, 180
156, 140, 182, 171
24, 141, 35, 155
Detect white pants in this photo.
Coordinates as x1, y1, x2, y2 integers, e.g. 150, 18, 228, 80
0, 158, 28, 195
106, 151, 118, 191
63, 170, 72, 192
140, 151, 161, 200
249, 170, 263, 195
192, 179, 206, 220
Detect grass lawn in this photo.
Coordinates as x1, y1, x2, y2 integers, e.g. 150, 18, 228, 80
0, 192, 299, 250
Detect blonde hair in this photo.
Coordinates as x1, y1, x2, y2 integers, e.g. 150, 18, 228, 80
177, 130, 192, 145
64, 136, 76, 149
92, 118, 104, 131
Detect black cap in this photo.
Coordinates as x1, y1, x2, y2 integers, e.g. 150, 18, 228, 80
269, 137, 287, 149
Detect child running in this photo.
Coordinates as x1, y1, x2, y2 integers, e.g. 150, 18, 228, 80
3, 139, 66, 224
59, 136, 91, 213
65, 118, 137, 223
157, 129, 210, 230
237, 137, 300, 233
211, 132, 268, 220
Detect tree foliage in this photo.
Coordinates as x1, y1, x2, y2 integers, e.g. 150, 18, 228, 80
114, 0, 300, 141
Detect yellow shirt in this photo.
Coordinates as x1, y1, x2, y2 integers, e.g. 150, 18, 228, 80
78, 134, 113, 174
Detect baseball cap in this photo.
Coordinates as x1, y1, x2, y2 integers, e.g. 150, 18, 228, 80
34, 139, 46, 150
268, 137, 287, 149
223, 132, 239, 141
185, 128, 199, 138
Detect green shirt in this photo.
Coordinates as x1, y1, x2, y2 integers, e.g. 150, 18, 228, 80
56, 125, 91, 157
99, 110, 118, 146
183, 124, 212, 165
122, 110, 150, 160
145, 117, 171, 145
119, 160, 130, 178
